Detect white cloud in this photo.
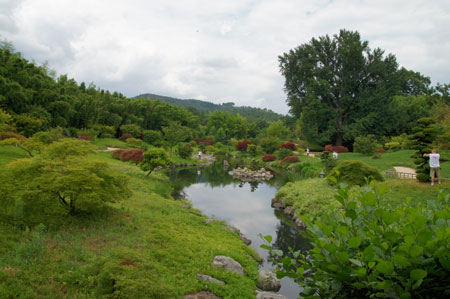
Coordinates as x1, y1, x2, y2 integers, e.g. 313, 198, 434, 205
1, 0, 449, 114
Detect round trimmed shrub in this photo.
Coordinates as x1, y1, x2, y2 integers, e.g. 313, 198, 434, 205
262, 154, 276, 162
281, 156, 299, 164
279, 142, 296, 151
328, 160, 384, 186
119, 133, 133, 142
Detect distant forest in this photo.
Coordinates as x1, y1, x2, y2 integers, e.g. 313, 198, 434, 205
136, 93, 282, 123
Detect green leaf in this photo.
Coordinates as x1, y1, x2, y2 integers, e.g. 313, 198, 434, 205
361, 192, 377, 207
260, 244, 272, 251
392, 254, 408, 268
349, 258, 363, 267
409, 245, 423, 258
410, 269, 427, 280
337, 251, 349, 263
368, 261, 375, 269
346, 209, 357, 220
337, 225, 349, 237
376, 261, 394, 275
263, 235, 272, 243
348, 236, 362, 248
272, 249, 283, 257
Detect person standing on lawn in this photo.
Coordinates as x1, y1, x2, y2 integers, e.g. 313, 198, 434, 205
424, 149, 441, 186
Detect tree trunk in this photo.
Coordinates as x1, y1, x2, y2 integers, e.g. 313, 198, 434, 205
146, 170, 153, 176
335, 113, 344, 146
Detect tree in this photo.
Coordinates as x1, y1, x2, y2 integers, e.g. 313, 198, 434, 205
162, 122, 191, 152
279, 29, 430, 146
2, 139, 131, 215
409, 118, 438, 182
139, 148, 173, 176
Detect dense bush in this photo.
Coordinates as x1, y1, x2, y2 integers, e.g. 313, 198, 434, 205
279, 142, 296, 151
289, 162, 321, 179
385, 141, 401, 151
111, 149, 125, 160
125, 138, 144, 148
120, 149, 145, 164
119, 133, 133, 142
320, 151, 337, 172
281, 156, 299, 164
259, 136, 280, 154
377, 148, 386, 153
325, 144, 349, 153
328, 160, 384, 186
143, 130, 163, 146
276, 148, 293, 160
176, 143, 193, 159
263, 186, 450, 299
236, 140, 251, 152
139, 148, 173, 176
247, 144, 257, 156
120, 124, 141, 138
262, 154, 276, 162
0, 131, 26, 141
77, 135, 90, 141
353, 135, 379, 155
410, 118, 438, 182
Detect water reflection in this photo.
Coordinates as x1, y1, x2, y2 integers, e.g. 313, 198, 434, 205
166, 163, 311, 299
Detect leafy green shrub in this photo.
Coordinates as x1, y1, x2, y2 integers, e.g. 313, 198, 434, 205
275, 148, 292, 160
120, 124, 141, 138
385, 141, 401, 151
353, 135, 379, 155
328, 160, 384, 186
139, 148, 173, 176
119, 133, 133, 142
111, 149, 125, 160
247, 144, 257, 156
262, 186, 450, 299
259, 136, 279, 154
290, 162, 321, 179
320, 151, 336, 172
125, 138, 144, 148
206, 145, 216, 153
142, 130, 163, 146
410, 118, 438, 182
176, 143, 193, 159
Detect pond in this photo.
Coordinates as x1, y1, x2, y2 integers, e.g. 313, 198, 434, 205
167, 163, 312, 299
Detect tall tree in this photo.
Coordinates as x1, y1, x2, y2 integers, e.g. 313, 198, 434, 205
279, 29, 430, 146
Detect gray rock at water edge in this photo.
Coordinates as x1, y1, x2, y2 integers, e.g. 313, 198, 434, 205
182, 205, 191, 210
272, 201, 283, 210
197, 273, 225, 285
205, 219, 215, 224
239, 232, 252, 245
222, 225, 239, 234
283, 206, 294, 216
254, 290, 286, 299
184, 291, 222, 299
212, 255, 244, 275
257, 270, 281, 292
295, 217, 306, 229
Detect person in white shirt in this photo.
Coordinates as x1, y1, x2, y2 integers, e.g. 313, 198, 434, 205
424, 149, 441, 186
332, 151, 338, 160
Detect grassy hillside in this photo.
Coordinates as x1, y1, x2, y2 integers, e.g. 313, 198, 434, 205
0, 146, 259, 298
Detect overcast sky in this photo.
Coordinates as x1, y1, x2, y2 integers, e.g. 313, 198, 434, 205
1, 0, 449, 114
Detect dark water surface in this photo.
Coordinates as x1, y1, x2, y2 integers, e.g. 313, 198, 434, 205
168, 164, 311, 299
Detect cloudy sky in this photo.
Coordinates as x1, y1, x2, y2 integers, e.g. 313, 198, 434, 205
1, 0, 449, 114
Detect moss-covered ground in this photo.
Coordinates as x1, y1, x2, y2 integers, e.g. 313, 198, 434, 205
0, 146, 259, 298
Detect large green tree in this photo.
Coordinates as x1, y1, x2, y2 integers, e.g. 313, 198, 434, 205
279, 29, 430, 146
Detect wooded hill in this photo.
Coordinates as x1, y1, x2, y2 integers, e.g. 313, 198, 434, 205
136, 93, 283, 123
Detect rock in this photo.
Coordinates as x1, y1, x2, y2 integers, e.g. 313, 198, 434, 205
272, 201, 283, 210
184, 291, 222, 299
222, 225, 239, 234
254, 290, 286, 299
197, 273, 225, 285
212, 256, 244, 275
257, 270, 281, 292
223, 160, 229, 166
295, 217, 306, 229
283, 206, 294, 216
182, 205, 191, 210
239, 232, 252, 245
205, 219, 215, 224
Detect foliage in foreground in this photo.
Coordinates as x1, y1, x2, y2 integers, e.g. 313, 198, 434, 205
1, 139, 131, 215
262, 183, 450, 298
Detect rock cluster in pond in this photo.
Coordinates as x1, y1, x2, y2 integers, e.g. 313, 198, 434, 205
271, 198, 306, 229
228, 167, 273, 181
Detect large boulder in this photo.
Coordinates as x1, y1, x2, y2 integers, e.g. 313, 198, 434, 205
254, 290, 286, 299
212, 256, 244, 275
257, 270, 281, 292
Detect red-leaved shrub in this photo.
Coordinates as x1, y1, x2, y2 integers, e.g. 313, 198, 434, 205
192, 138, 213, 146
120, 149, 145, 164
0, 131, 26, 141
119, 133, 133, 141
281, 156, 299, 164
203, 139, 213, 146
192, 137, 203, 144
111, 149, 125, 160
262, 154, 276, 162
324, 144, 334, 152
77, 135, 90, 141
279, 142, 296, 151
324, 144, 349, 153
236, 140, 251, 152
377, 148, 386, 153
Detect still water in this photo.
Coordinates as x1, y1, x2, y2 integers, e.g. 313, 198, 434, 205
168, 164, 311, 299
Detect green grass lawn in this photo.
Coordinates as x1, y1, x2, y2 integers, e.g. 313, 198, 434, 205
0, 147, 259, 298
